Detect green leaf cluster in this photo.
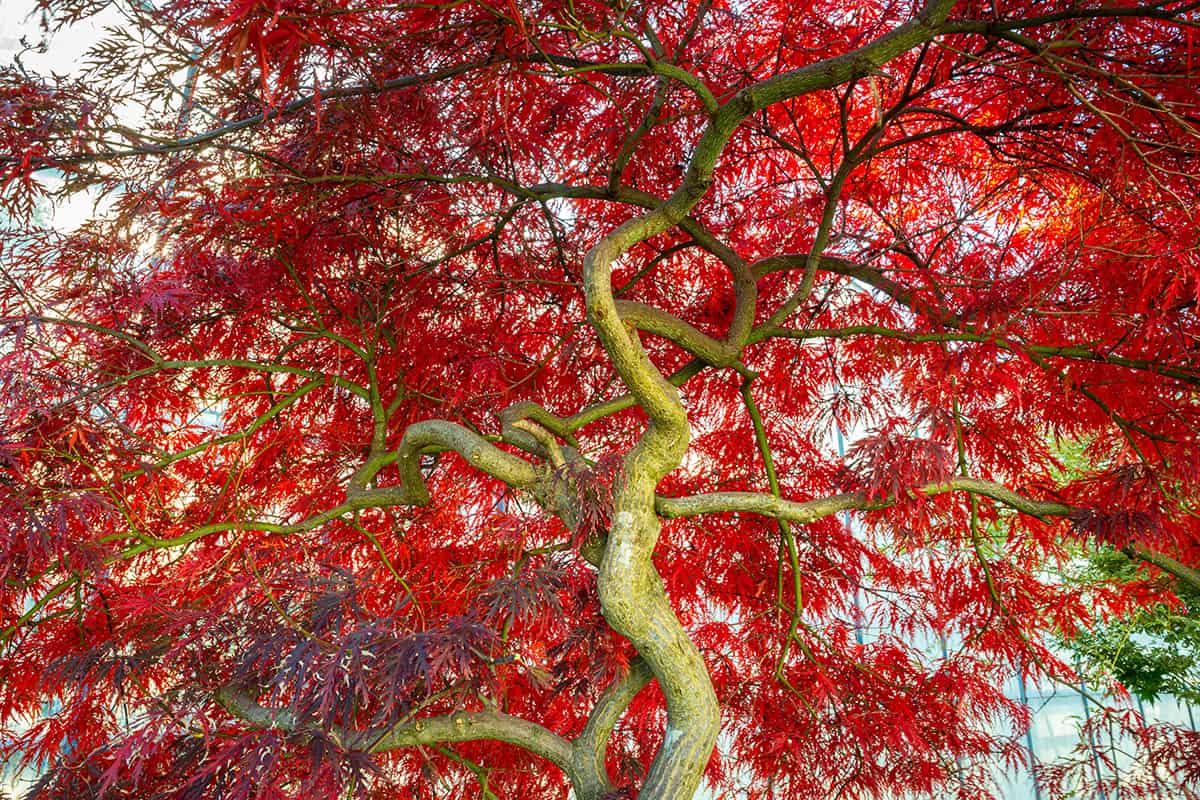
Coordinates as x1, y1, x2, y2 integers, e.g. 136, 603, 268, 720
1068, 548, 1200, 705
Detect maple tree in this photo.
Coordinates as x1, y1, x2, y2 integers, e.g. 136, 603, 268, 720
2, 0, 1200, 798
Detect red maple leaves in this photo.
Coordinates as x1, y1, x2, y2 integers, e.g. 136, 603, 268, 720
1, 1, 1199, 799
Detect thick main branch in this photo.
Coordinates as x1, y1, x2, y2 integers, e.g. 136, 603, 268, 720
579, 4, 960, 799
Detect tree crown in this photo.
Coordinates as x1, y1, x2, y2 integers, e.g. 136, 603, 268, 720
2, 1, 1199, 798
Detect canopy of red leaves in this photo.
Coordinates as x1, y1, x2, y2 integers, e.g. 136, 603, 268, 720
1, 1, 1199, 799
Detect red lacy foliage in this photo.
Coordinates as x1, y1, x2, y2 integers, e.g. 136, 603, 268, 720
1, 1, 1199, 799
1063, 464, 1186, 551
847, 423, 956, 501
1036, 708, 1200, 800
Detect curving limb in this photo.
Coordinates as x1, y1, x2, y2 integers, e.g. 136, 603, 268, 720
348, 419, 540, 505
572, 658, 656, 800
740, 0, 958, 112
366, 712, 573, 771
215, 686, 574, 776
1125, 543, 1200, 596
499, 359, 708, 441
614, 299, 739, 367
751, 253, 959, 328
109, 420, 541, 561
